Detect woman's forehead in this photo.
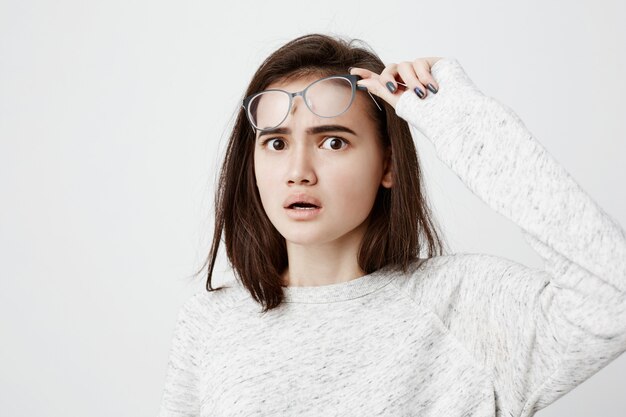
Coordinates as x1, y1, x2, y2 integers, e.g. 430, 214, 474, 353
255, 72, 378, 137
266, 73, 327, 91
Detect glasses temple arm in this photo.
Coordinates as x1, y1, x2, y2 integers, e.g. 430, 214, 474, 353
367, 90, 383, 111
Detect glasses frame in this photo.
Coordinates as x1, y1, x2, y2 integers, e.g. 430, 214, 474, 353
241, 74, 383, 133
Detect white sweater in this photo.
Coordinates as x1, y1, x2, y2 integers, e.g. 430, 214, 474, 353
157, 57, 626, 417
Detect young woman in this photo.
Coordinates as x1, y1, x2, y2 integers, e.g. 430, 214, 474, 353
157, 34, 626, 417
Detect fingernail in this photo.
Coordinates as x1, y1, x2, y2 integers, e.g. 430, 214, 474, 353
348, 66, 354, 72
427, 83, 438, 94
386, 81, 396, 93
414, 87, 425, 99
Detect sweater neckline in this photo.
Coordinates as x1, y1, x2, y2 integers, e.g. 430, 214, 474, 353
281, 265, 396, 303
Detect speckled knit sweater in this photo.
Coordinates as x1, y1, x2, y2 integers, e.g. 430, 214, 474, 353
157, 57, 626, 417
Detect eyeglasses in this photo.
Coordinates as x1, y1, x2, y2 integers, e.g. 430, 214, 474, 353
241, 74, 383, 132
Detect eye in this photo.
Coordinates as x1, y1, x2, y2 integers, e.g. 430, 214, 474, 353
260, 137, 286, 151
321, 136, 349, 151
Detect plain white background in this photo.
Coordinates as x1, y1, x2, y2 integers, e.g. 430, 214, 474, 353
1, 0, 624, 416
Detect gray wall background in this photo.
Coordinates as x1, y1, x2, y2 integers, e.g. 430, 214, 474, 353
1, 0, 624, 416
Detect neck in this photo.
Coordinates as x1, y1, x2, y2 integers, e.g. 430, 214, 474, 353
281, 221, 368, 287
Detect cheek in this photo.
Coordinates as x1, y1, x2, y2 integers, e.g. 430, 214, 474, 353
254, 157, 274, 198
326, 154, 383, 211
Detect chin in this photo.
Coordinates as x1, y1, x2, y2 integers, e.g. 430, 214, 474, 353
272, 216, 346, 246
280, 229, 327, 246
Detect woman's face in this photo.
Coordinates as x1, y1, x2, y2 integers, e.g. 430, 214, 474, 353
253, 74, 393, 247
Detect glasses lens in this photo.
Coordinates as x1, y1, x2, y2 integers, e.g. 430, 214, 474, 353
246, 77, 354, 131
306, 76, 353, 117
247, 90, 290, 130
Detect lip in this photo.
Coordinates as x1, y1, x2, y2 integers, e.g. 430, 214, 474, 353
283, 193, 323, 209
282, 193, 323, 220
284, 206, 322, 220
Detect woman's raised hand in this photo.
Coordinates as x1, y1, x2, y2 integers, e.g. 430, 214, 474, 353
349, 57, 442, 110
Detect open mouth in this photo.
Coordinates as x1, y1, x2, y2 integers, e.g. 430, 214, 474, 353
287, 203, 321, 210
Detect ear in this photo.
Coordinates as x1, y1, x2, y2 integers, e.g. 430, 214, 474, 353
380, 147, 393, 188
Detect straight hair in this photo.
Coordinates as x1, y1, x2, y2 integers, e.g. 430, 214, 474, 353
192, 33, 447, 312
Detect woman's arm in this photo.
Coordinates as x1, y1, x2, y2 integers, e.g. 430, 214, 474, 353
394, 57, 626, 416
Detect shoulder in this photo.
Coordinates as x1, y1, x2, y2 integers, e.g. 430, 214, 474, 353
422, 252, 520, 274
176, 279, 249, 329
400, 252, 517, 278
390, 253, 538, 306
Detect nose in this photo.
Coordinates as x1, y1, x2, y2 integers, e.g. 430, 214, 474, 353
282, 97, 318, 186
286, 140, 318, 185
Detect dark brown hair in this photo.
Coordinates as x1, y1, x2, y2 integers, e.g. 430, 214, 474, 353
193, 33, 447, 312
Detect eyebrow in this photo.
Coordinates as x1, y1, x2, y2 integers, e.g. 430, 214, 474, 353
256, 124, 357, 140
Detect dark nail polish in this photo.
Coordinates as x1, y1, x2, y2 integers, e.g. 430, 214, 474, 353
386, 81, 396, 93
414, 87, 425, 98
427, 83, 438, 94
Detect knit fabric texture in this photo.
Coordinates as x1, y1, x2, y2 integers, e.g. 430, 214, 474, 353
157, 57, 626, 417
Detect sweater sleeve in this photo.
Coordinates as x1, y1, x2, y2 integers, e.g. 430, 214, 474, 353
395, 57, 626, 416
